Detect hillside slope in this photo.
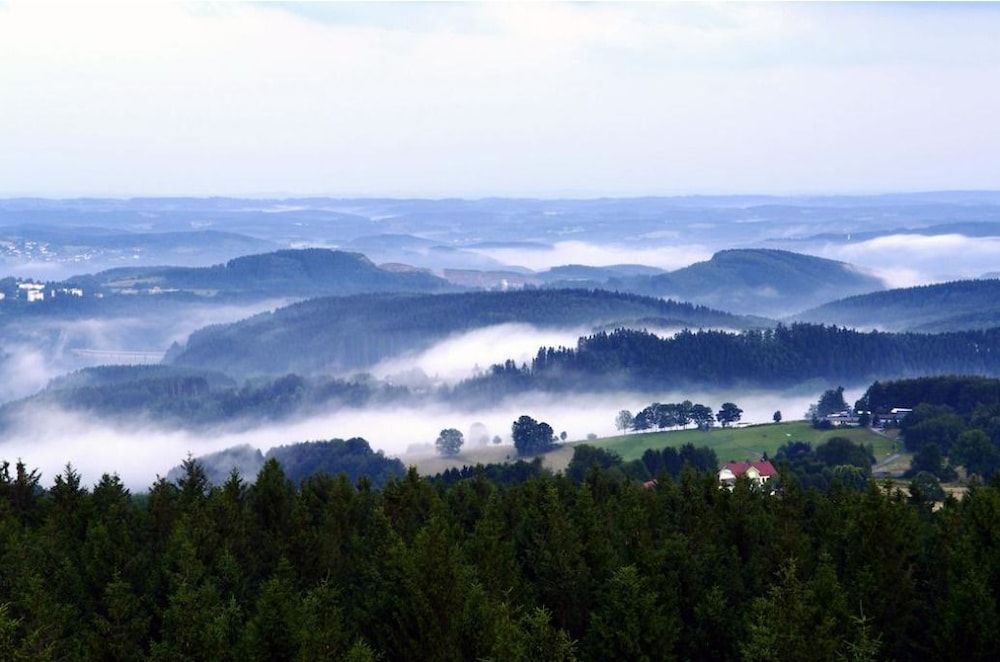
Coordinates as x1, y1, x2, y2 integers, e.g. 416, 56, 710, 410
617, 249, 883, 316
795, 279, 1000, 332
168, 289, 757, 376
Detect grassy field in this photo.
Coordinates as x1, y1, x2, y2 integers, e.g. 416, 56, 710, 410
401, 421, 899, 475
585, 421, 897, 463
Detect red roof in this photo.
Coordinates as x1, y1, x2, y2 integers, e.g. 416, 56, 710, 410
722, 460, 776, 478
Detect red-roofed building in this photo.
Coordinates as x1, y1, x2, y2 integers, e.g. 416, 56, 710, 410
718, 460, 776, 489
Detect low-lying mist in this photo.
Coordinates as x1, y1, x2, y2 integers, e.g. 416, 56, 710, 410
0, 298, 291, 402
469, 240, 712, 272
0, 385, 854, 490
369, 323, 593, 385
809, 233, 1000, 288
368, 322, 718, 387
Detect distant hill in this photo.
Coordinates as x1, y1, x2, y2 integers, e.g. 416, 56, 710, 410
538, 264, 667, 281
0, 224, 276, 273
71, 248, 454, 297
787, 221, 1000, 243
614, 249, 884, 316
168, 289, 758, 377
795, 279, 1000, 332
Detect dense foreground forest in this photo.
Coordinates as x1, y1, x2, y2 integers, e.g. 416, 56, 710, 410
2, 456, 999, 660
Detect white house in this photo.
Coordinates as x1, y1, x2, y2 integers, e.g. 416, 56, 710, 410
718, 460, 777, 489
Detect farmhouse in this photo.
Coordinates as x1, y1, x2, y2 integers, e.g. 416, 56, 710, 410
718, 460, 776, 489
825, 410, 860, 426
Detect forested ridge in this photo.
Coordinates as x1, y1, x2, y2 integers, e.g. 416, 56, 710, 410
456, 324, 1000, 397
170, 288, 752, 376
796, 279, 1000, 332
608, 248, 883, 316
2, 456, 1000, 660
0, 373, 402, 431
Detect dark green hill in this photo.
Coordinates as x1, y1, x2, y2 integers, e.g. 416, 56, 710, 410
72, 248, 453, 297
617, 249, 883, 316
168, 289, 757, 377
795, 279, 1000, 332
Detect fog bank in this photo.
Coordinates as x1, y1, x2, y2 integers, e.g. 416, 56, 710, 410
809, 234, 1000, 288
0, 385, 851, 490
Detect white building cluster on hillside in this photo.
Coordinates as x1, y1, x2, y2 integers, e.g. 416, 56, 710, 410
7, 280, 85, 303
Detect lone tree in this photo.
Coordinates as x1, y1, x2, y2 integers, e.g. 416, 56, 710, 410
816, 386, 848, 418
491, 435, 502, 445
716, 402, 743, 428
615, 410, 634, 433
773, 410, 782, 423
689, 404, 715, 430
435, 428, 464, 457
512, 415, 556, 456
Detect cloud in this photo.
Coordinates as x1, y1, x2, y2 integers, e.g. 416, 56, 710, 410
469, 241, 710, 271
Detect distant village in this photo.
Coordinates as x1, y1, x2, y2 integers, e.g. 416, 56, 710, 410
0, 278, 95, 304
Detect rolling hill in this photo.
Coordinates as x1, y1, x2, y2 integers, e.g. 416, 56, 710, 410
70, 248, 454, 297
168, 289, 758, 377
795, 279, 1000, 332
615, 248, 884, 316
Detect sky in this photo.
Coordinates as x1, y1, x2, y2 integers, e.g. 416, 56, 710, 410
2, 1, 1000, 197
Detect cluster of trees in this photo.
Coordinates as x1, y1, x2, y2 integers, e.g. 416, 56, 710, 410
266, 439, 404, 488
512, 415, 558, 456
564, 443, 720, 484
3, 454, 1000, 659
858, 377, 1000, 481
617, 401, 743, 433
773, 438, 876, 491
457, 324, 1000, 398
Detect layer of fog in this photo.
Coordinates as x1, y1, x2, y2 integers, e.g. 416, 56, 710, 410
370, 323, 592, 386
0, 385, 856, 490
0, 298, 291, 403
369, 323, 707, 387
469, 240, 712, 272
808, 234, 1000, 288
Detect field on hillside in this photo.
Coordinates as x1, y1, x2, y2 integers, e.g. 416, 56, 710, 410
585, 421, 897, 463
401, 421, 898, 475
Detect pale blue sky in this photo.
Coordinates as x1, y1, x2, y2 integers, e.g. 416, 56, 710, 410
1, 1, 999, 197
